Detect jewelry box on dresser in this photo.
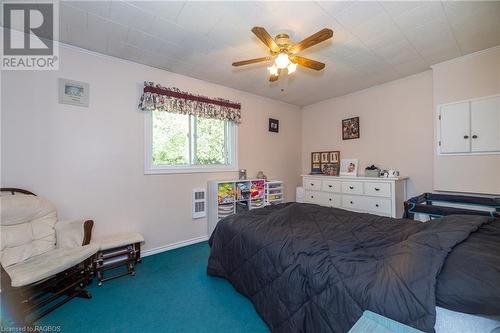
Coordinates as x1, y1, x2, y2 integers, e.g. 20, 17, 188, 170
302, 175, 408, 218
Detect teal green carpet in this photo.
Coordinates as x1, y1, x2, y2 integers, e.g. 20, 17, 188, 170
38, 242, 269, 333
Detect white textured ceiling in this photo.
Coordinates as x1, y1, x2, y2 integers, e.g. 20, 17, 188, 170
57, 1, 500, 106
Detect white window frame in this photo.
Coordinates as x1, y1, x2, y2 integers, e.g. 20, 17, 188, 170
144, 111, 238, 174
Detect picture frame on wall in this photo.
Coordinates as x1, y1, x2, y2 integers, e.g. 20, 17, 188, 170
268, 118, 279, 133
58, 78, 90, 107
342, 117, 360, 140
340, 159, 359, 177
320, 152, 329, 163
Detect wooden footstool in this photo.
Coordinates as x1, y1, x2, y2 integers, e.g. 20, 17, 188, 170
92, 233, 144, 286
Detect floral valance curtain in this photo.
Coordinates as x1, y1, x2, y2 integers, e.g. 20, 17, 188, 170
138, 82, 241, 124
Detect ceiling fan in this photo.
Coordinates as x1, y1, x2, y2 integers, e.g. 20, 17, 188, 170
232, 27, 334, 82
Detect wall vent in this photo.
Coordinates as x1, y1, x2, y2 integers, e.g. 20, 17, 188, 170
192, 188, 207, 219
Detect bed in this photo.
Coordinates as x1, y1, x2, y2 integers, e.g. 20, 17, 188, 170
207, 203, 500, 333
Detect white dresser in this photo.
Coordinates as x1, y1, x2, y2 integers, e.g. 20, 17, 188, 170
302, 175, 408, 218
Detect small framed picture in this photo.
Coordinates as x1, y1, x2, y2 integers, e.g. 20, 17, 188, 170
329, 151, 339, 163
342, 117, 360, 140
340, 159, 359, 177
269, 118, 279, 133
311, 163, 321, 173
312, 152, 320, 163
321, 163, 339, 176
320, 152, 329, 163
58, 78, 89, 107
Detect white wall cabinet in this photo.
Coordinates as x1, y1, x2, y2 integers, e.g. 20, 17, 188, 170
438, 95, 500, 155
439, 102, 470, 153
471, 97, 500, 152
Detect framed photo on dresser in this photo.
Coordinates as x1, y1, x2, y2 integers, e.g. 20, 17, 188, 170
311, 151, 340, 175
340, 159, 358, 176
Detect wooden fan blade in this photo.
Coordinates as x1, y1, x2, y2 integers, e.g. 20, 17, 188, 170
291, 28, 333, 53
291, 56, 325, 70
269, 74, 279, 82
232, 57, 273, 67
251, 27, 280, 52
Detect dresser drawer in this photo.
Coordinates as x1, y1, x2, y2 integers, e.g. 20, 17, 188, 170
364, 182, 391, 197
304, 190, 322, 205
322, 180, 341, 193
342, 181, 363, 195
320, 193, 341, 208
342, 195, 365, 211
362, 197, 392, 216
304, 179, 321, 191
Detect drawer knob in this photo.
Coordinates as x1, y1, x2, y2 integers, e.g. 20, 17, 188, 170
374, 188, 380, 191
350, 201, 353, 204
375, 204, 379, 207
311, 196, 314, 198
472, 135, 478, 139
328, 185, 332, 188
463, 135, 469, 139
329, 198, 332, 201
310, 183, 314, 186
349, 186, 354, 189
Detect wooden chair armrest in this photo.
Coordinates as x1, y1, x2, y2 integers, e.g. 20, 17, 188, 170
82, 220, 94, 246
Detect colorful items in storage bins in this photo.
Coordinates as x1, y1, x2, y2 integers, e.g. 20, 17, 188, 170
250, 198, 264, 209
250, 180, 265, 199
265, 181, 284, 205
208, 179, 283, 235
236, 182, 251, 200
218, 182, 235, 204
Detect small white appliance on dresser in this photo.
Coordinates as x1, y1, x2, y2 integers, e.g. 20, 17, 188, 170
302, 175, 408, 218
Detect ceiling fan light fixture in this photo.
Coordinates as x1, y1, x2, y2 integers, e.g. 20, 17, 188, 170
232, 27, 333, 81
275, 52, 290, 69
287, 62, 297, 74
268, 64, 278, 76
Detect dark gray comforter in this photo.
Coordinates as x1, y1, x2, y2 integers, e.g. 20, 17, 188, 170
207, 203, 494, 333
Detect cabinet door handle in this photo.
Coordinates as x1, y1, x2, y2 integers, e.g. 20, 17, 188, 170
375, 204, 379, 207
463, 135, 469, 139
472, 135, 478, 139
374, 188, 380, 191
349, 186, 354, 190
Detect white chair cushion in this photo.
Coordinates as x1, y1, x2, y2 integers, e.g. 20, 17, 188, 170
55, 219, 87, 248
4, 244, 99, 287
92, 232, 144, 251
1, 195, 57, 267
0, 194, 55, 226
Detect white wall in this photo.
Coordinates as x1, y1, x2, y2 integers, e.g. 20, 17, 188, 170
1, 45, 302, 252
3, 42, 499, 254
301, 71, 434, 198
432, 46, 500, 195
300, 46, 500, 198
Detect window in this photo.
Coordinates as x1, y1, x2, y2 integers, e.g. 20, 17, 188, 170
145, 111, 237, 174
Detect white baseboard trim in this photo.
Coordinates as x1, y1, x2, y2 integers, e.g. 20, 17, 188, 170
142, 235, 209, 257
